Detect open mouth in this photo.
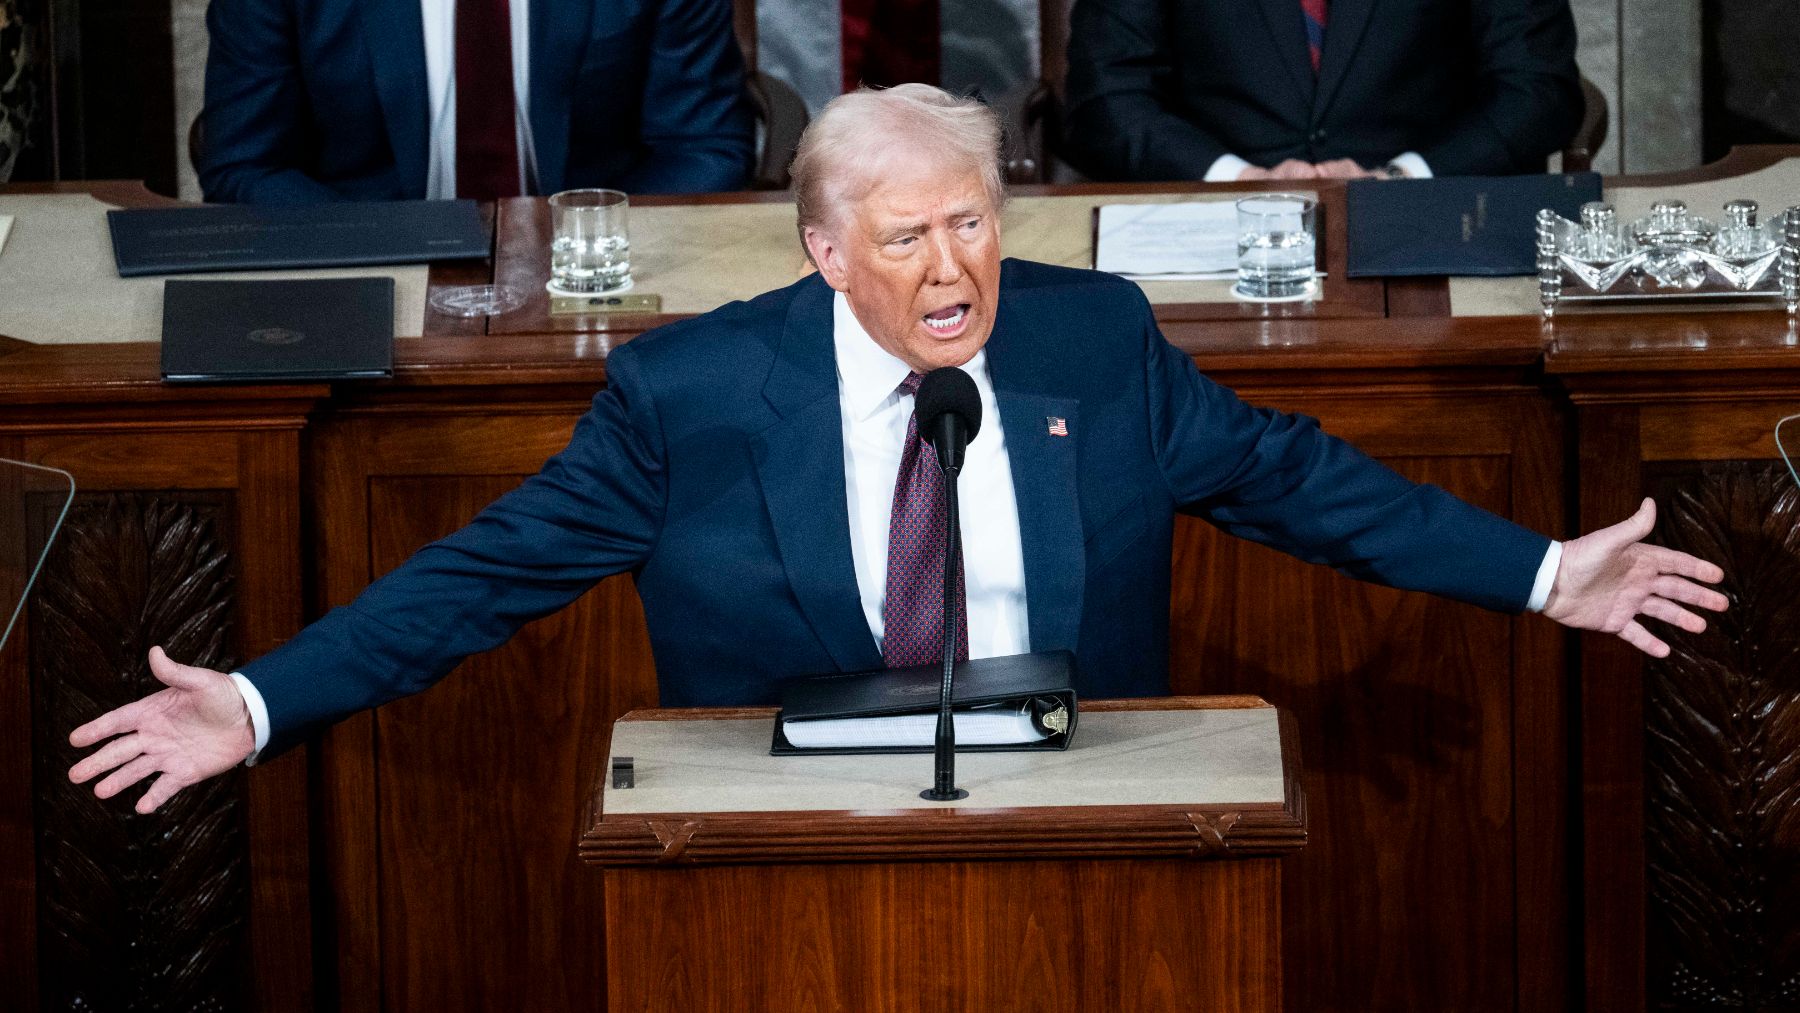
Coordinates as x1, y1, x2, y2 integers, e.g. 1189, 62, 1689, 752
921, 303, 971, 336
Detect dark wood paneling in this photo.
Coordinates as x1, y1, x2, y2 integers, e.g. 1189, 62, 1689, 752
1169, 453, 1521, 1011
368, 474, 644, 1011
303, 403, 661, 1012
1576, 405, 1648, 1010
29, 491, 252, 1010
605, 857, 1282, 1012
1508, 393, 1574, 1013
0, 417, 314, 1011
236, 430, 314, 1013
1644, 462, 1800, 1007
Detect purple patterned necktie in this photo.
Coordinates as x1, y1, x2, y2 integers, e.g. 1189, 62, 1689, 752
882, 372, 969, 668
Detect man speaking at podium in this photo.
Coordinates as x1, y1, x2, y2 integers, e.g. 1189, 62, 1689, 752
70, 86, 1725, 813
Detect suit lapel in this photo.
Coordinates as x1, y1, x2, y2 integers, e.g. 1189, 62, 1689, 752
1256, 0, 1318, 112
359, 0, 430, 195
528, 0, 592, 194
750, 278, 883, 673
1312, 0, 1378, 121
984, 295, 1084, 654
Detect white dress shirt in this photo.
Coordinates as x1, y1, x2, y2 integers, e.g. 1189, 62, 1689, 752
420, 0, 540, 199
235, 296, 1562, 762
833, 292, 1033, 660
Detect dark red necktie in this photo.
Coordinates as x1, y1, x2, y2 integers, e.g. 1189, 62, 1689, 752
455, 0, 522, 200
882, 372, 969, 668
1301, 0, 1328, 73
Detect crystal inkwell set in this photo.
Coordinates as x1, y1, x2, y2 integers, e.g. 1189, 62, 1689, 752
1535, 199, 1800, 317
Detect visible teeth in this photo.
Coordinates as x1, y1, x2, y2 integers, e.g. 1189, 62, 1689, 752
925, 308, 965, 330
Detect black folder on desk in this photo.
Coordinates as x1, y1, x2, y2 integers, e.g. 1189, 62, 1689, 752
771, 650, 1079, 755
160, 277, 394, 383
1345, 173, 1601, 277
108, 199, 488, 277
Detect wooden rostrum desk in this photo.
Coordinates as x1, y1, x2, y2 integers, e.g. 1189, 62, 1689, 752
582, 698, 1303, 1011
3, 148, 1796, 1011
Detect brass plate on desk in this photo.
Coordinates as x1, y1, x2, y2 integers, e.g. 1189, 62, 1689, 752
549, 292, 662, 316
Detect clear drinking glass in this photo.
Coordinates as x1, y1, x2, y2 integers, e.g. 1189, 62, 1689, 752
549, 189, 631, 293
1234, 194, 1317, 301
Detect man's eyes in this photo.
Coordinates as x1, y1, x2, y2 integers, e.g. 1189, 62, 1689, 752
885, 219, 981, 248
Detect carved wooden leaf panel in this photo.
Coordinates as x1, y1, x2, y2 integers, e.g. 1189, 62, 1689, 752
29, 493, 251, 1012
1646, 463, 1800, 1007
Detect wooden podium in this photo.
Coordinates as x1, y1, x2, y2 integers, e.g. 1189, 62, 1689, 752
580, 697, 1305, 1012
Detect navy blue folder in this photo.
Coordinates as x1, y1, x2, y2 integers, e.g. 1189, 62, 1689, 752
108, 199, 489, 277
160, 277, 394, 384
1345, 173, 1602, 277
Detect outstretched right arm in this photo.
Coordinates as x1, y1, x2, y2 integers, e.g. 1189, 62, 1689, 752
69, 345, 669, 806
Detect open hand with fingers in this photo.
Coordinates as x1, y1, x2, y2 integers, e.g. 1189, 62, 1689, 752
1542, 498, 1729, 657
68, 646, 255, 814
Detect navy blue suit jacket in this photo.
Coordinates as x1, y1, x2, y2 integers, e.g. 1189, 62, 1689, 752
197, 0, 753, 203
1063, 0, 1583, 179
241, 260, 1549, 756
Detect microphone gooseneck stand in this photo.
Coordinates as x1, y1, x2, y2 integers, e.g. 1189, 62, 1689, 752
921, 459, 968, 801
914, 366, 981, 802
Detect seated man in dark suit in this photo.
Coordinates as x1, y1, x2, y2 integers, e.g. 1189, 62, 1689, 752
71, 85, 1720, 811
1062, 0, 1585, 181
197, 0, 754, 203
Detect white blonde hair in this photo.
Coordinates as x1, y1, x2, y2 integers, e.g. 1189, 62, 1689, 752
791, 84, 1006, 261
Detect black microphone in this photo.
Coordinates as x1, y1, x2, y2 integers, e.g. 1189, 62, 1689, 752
914, 367, 981, 802
915, 366, 982, 476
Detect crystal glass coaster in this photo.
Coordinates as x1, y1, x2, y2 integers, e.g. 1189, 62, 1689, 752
546, 277, 634, 297
1231, 279, 1318, 303
429, 284, 528, 317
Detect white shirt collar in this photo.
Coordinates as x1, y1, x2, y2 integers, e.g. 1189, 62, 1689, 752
832, 290, 991, 421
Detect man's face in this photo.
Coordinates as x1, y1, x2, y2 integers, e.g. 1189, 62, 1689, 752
805, 158, 1002, 373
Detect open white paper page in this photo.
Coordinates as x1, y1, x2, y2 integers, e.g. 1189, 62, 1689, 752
0, 459, 78, 656
782, 703, 1052, 749
1094, 202, 1241, 281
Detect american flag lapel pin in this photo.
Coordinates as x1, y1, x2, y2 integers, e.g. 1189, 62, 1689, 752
1046, 416, 1068, 437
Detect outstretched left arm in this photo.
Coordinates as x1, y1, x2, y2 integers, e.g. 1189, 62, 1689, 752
1541, 498, 1728, 657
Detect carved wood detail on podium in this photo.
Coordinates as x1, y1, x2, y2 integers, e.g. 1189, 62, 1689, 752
28, 493, 251, 1011
584, 803, 1304, 866
1645, 463, 1800, 1007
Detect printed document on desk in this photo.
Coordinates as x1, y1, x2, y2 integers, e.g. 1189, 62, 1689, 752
781, 703, 1054, 750
1094, 202, 1240, 280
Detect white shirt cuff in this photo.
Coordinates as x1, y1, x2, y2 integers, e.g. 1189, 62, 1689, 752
1526, 541, 1562, 613
229, 672, 271, 766
1205, 154, 1253, 183
1389, 152, 1433, 179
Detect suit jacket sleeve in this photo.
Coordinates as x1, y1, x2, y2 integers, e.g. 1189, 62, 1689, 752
1142, 301, 1547, 610
196, 0, 344, 204
238, 346, 669, 756
617, 0, 754, 193
1416, 0, 1584, 175
1061, 0, 1232, 181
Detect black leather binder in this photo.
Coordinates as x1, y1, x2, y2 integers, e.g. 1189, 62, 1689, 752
770, 650, 1079, 755
108, 199, 489, 277
160, 277, 394, 383
1345, 172, 1602, 277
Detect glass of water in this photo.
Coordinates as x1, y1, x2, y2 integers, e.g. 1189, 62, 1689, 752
1234, 194, 1317, 301
549, 188, 631, 293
